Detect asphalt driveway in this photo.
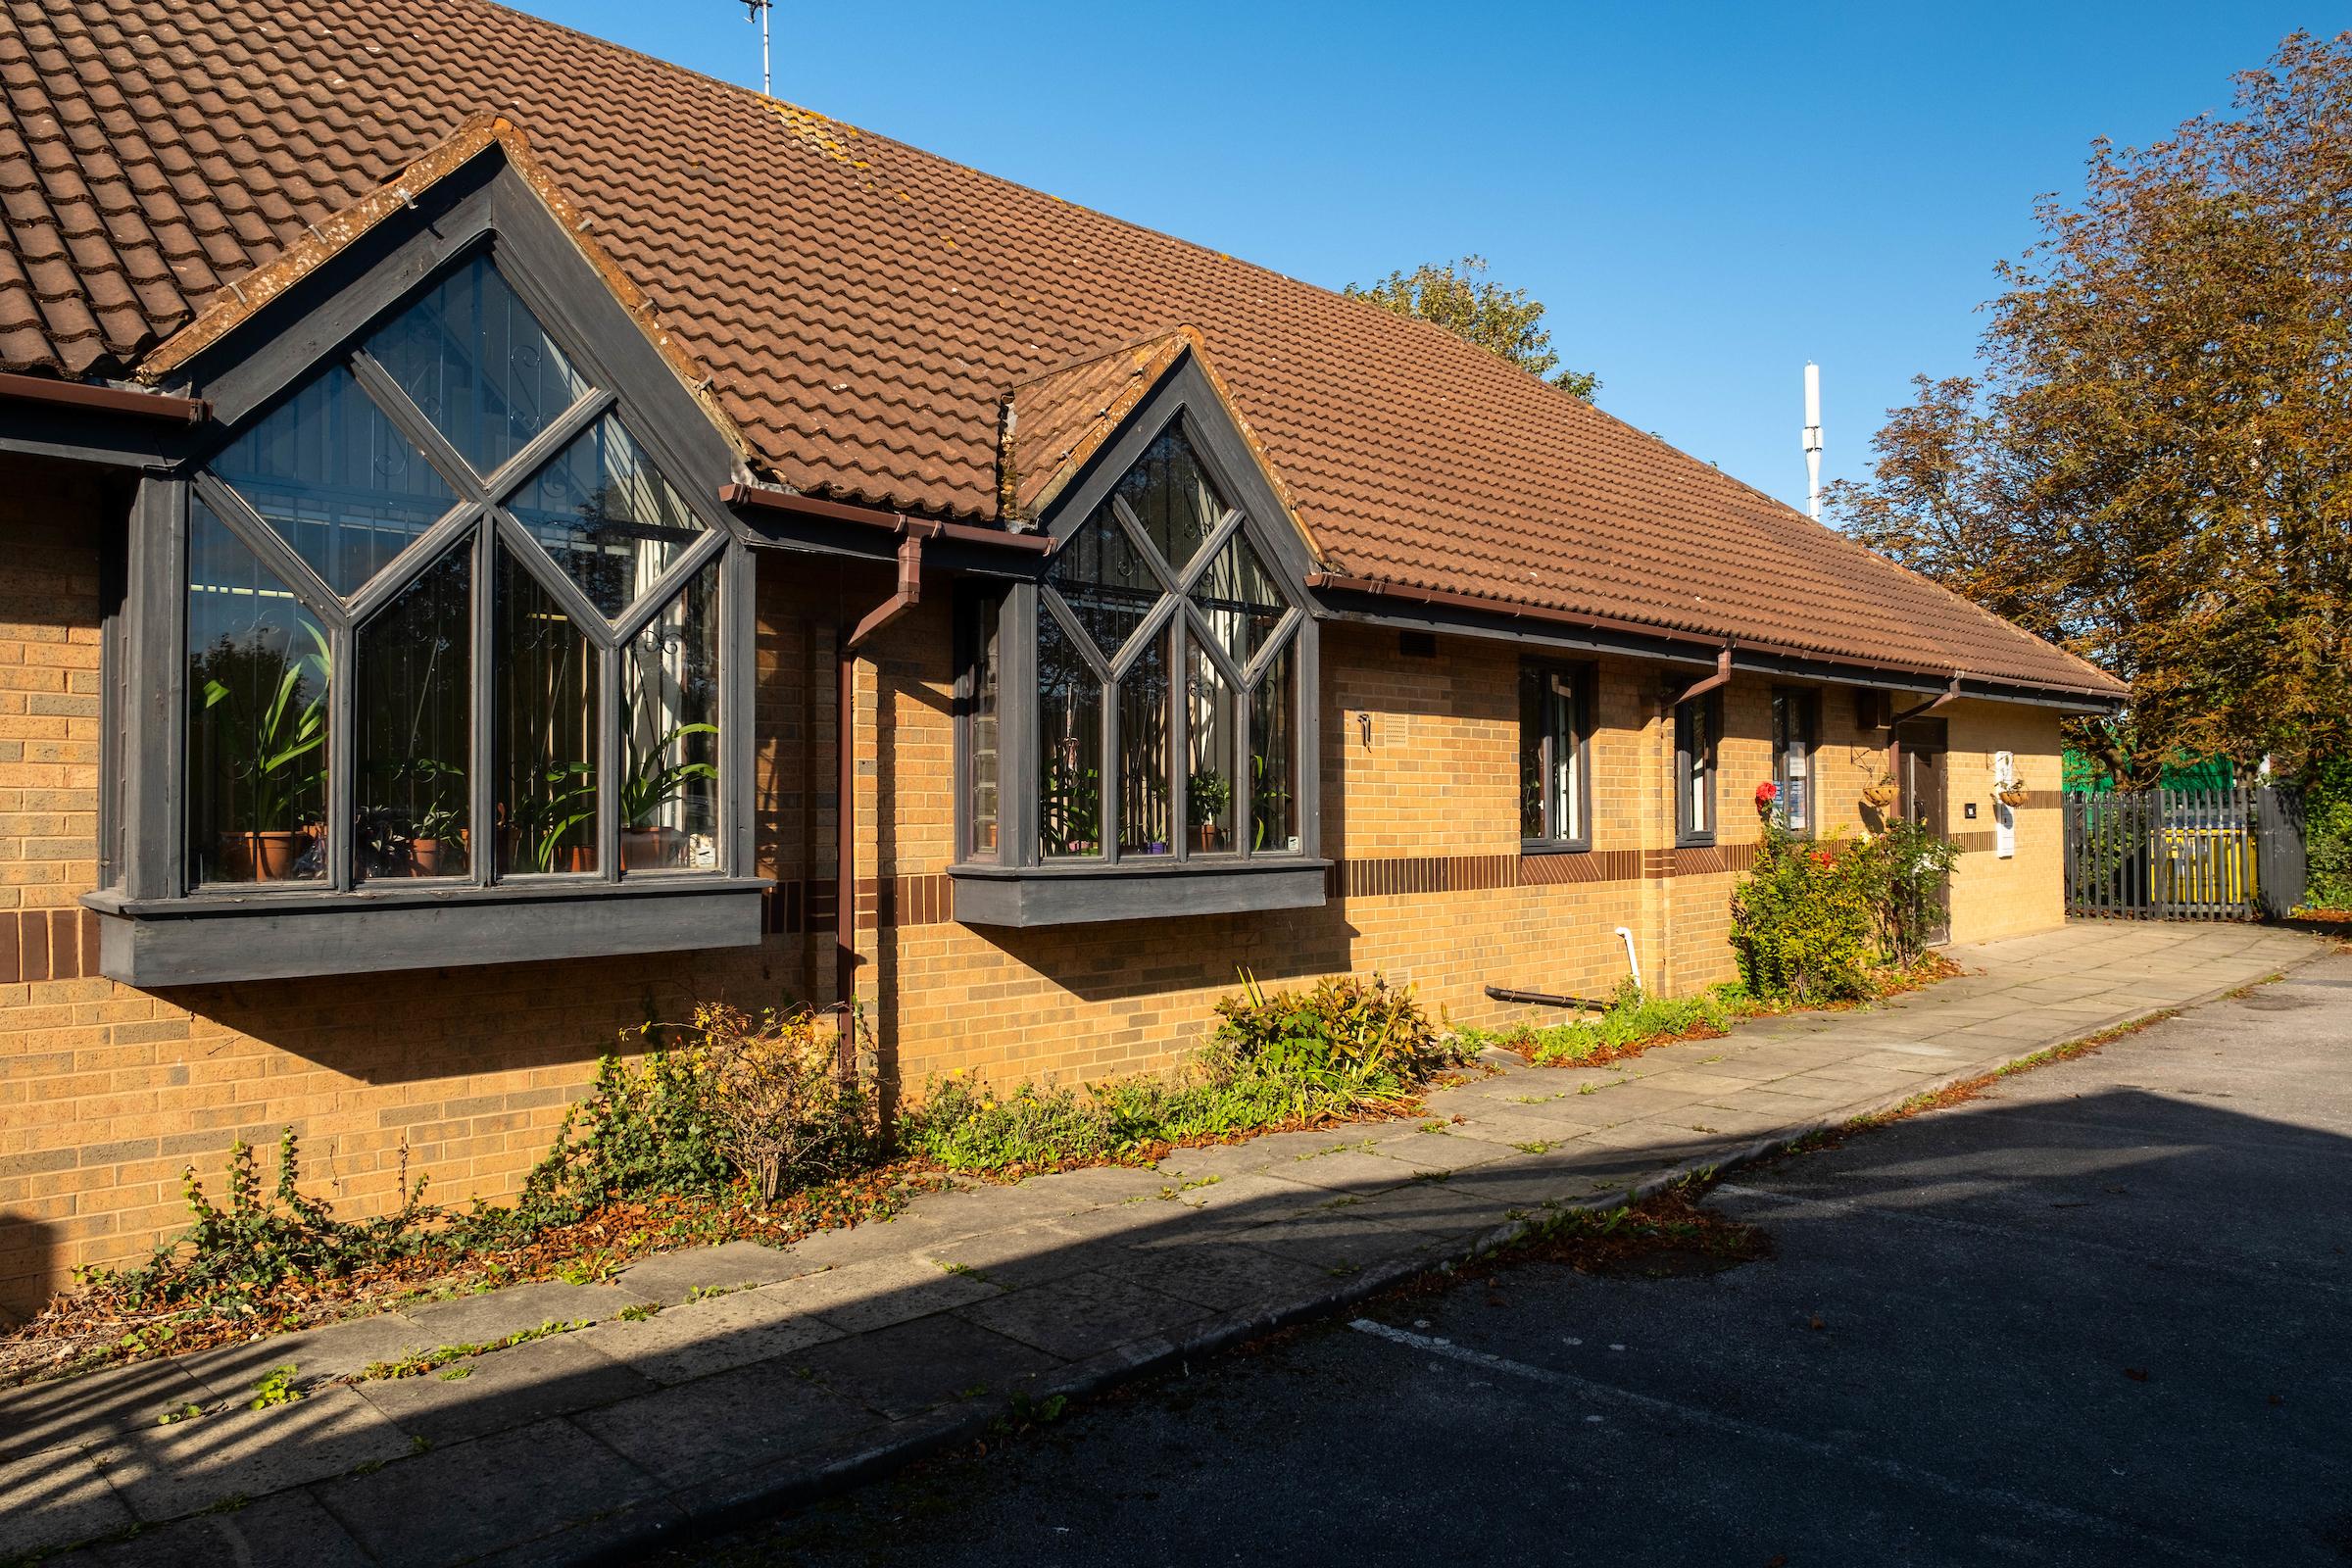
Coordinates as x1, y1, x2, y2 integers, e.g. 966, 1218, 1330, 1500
680, 946, 2352, 1568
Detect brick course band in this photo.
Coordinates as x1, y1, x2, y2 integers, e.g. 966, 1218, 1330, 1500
0, 909, 101, 984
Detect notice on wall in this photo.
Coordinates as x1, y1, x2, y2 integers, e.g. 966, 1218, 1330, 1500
1994, 801, 2016, 858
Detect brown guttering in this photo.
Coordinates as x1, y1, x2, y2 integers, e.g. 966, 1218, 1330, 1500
1671, 645, 1735, 707
0, 370, 210, 423
720, 481, 1054, 555
833, 516, 947, 1015
1304, 568, 2124, 704
1888, 673, 1964, 728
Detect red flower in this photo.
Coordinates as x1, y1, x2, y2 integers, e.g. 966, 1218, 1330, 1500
1754, 781, 1779, 806
1812, 850, 1835, 867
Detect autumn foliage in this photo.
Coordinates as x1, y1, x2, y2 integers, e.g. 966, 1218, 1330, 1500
1831, 32, 2352, 787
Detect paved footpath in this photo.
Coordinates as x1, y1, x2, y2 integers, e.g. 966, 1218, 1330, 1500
0, 922, 2325, 1567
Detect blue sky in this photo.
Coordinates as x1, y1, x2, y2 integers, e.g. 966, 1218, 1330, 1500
514, 1, 2318, 514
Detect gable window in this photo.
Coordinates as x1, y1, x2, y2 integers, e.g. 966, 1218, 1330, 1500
1519, 662, 1592, 851
92, 218, 759, 985
1675, 693, 1719, 846
1771, 688, 1818, 835
951, 397, 1323, 927
180, 255, 725, 888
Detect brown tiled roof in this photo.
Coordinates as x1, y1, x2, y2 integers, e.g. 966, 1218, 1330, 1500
0, 0, 2124, 698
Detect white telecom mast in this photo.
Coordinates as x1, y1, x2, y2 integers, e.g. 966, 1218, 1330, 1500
1802, 361, 1825, 520
744, 0, 773, 95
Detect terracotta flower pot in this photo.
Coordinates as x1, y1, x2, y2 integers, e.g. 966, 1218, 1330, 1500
217, 829, 310, 882
408, 837, 465, 877
621, 826, 688, 870
1197, 823, 1222, 853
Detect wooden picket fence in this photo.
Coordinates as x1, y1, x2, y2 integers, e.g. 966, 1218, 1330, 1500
2063, 787, 2306, 921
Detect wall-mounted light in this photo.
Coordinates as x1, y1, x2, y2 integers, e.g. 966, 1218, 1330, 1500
1357, 710, 1373, 749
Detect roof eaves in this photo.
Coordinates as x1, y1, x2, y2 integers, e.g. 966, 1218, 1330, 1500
129, 109, 755, 467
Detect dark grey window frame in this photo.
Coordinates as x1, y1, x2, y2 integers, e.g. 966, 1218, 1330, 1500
1674, 691, 1722, 848
83, 151, 765, 984
950, 358, 1326, 928
1771, 685, 1821, 838
1519, 659, 1594, 855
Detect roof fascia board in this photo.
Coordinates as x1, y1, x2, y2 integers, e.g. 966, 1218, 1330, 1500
0, 405, 193, 469
1316, 594, 2124, 711
1033, 352, 1322, 598
164, 160, 750, 545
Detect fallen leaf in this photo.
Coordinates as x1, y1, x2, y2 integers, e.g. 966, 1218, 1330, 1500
2124, 1367, 2149, 1382
1807, 1315, 1825, 1332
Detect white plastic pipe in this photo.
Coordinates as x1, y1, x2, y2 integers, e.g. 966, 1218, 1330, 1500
1614, 926, 1642, 994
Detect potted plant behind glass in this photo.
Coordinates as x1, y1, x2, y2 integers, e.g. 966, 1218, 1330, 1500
620, 721, 718, 870
408, 773, 468, 876
506, 760, 597, 872
1187, 768, 1232, 852
1250, 749, 1292, 852
200, 625, 327, 881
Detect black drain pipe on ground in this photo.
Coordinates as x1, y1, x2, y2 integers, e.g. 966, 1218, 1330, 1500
1484, 983, 1611, 1011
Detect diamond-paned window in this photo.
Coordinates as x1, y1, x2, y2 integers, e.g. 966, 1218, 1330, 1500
1033, 426, 1302, 860
185, 248, 731, 891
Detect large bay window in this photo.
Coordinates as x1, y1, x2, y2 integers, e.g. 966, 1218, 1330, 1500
94, 233, 758, 984
952, 411, 1323, 926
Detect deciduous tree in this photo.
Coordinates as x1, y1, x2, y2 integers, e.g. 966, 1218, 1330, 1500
1346, 256, 1600, 399
1830, 32, 2352, 785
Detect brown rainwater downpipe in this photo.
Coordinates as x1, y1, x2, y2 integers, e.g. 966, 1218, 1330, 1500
835, 523, 936, 1013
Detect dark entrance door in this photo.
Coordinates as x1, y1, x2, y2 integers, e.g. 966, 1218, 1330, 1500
1897, 717, 1951, 944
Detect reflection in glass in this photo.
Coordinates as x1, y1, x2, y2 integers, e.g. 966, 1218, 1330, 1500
620, 563, 720, 872
368, 253, 590, 477
212, 366, 457, 597
186, 503, 328, 884
495, 553, 599, 874
509, 414, 705, 618
1114, 428, 1226, 574
1185, 642, 1237, 853
1250, 639, 1298, 854
1119, 625, 1172, 857
356, 543, 471, 880
1047, 513, 1157, 664
966, 594, 1003, 858
1519, 666, 1581, 844
1038, 609, 1102, 858
1191, 532, 1285, 671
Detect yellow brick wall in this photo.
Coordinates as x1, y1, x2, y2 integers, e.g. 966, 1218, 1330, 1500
0, 458, 2075, 1314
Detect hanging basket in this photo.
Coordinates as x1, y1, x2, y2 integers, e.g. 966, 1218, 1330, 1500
1861, 781, 1899, 809
1994, 784, 2031, 808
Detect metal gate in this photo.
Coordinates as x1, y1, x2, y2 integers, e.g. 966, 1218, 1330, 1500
2064, 787, 2306, 920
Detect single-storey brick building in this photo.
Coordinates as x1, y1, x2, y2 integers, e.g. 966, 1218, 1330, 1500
0, 0, 2125, 1312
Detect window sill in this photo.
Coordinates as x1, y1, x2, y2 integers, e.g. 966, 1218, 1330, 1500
1675, 834, 1718, 851
1519, 840, 1592, 857
82, 877, 770, 986
948, 858, 1331, 929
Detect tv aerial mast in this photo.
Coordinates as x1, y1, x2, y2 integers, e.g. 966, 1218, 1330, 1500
744, 0, 773, 96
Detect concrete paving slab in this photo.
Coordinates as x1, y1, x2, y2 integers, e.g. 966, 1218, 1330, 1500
796, 1314, 1059, 1420
354, 1332, 654, 1446
398, 1279, 650, 1345
956, 1268, 1212, 1361
916, 1220, 1129, 1290
312, 1417, 661, 1568
1360, 1127, 1520, 1174
85, 1385, 411, 1523
780, 1254, 1002, 1335
0, 1446, 132, 1560
613, 1240, 803, 1302
180, 1312, 430, 1398
571, 1355, 885, 1488
0, 1356, 213, 1462
1270, 1145, 1426, 1194
1225, 1204, 1448, 1276
1097, 1239, 1341, 1312
93, 1484, 372, 1568
571, 1285, 843, 1387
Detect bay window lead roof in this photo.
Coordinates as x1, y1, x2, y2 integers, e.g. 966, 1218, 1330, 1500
0, 0, 2125, 700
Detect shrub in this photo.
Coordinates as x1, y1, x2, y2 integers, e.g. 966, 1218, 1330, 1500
900, 972, 1460, 1173
508, 1045, 733, 1230
2303, 757, 2352, 911
694, 1004, 882, 1202
79, 1129, 432, 1312
1849, 817, 1962, 965
1730, 819, 1875, 1002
